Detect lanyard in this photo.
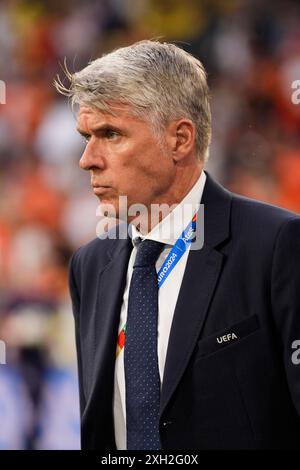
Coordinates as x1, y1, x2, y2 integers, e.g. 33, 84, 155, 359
116, 212, 197, 357
157, 212, 197, 288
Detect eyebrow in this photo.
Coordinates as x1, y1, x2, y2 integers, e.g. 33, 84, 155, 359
76, 124, 122, 136
77, 128, 89, 137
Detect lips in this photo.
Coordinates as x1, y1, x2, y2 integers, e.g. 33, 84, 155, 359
92, 185, 111, 195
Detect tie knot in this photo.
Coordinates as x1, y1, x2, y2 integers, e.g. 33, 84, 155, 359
134, 239, 164, 268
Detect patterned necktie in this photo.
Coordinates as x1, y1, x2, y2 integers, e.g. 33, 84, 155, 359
124, 239, 165, 450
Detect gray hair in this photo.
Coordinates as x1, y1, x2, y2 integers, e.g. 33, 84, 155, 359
55, 40, 211, 162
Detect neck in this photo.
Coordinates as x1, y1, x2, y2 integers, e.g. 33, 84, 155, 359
133, 164, 203, 235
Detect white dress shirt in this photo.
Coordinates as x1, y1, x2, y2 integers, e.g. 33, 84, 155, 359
113, 170, 206, 449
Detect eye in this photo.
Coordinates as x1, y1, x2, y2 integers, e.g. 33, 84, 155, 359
106, 129, 120, 140
82, 134, 91, 144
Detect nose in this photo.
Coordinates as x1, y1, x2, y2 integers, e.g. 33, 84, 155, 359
79, 141, 105, 171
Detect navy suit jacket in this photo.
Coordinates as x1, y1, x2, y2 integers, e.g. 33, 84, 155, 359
69, 171, 300, 449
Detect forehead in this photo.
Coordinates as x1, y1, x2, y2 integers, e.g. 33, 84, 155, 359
77, 103, 140, 129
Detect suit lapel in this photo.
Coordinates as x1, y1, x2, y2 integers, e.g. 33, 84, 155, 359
160, 172, 232, 416
83, 228, 132, 428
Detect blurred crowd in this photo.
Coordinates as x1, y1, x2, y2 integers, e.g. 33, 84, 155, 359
0, 0, 300, 449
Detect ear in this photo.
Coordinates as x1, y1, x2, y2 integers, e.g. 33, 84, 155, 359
165, 119, 196, 162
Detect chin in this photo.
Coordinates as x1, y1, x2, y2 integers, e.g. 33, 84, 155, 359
98, 199, 117, 217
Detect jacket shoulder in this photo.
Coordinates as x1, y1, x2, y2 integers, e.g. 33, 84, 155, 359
230, 191, 300, 230
70, 222, 130, 281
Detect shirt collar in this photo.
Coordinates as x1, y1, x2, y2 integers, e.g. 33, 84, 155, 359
130, 170, 206, 247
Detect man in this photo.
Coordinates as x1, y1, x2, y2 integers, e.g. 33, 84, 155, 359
56, 40, 300, 450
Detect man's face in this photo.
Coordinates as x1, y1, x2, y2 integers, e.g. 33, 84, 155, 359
77, 104, 176, 221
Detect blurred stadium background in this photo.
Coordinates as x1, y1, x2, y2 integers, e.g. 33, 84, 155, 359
0, 0, 300, 449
